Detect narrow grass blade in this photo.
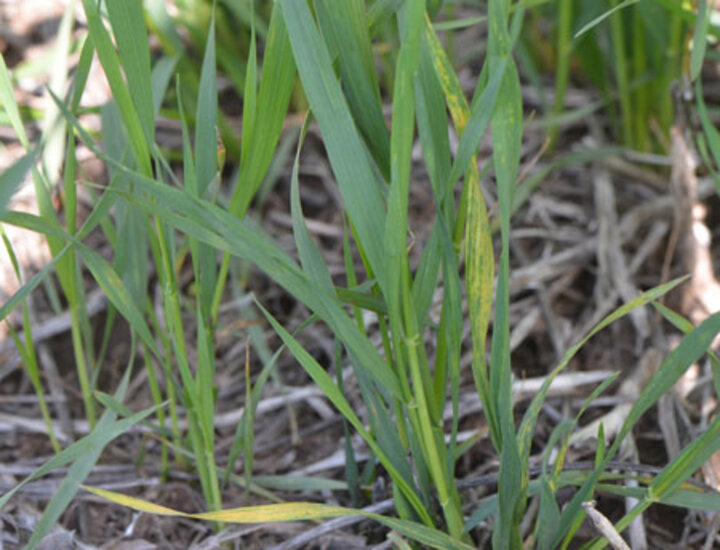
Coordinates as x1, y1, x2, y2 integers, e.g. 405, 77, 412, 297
2, 228, 60, 451
608, 310, 720, 462
69, 32, 94, 111
433, 16, 486, 32
101, 103, 147, 308
535, 422, 571, 550
241, 5, 258, 170
384, 0, 424, 328
353, 359, 418, 493
219, 0, 268, 37
609, 0, 632, 146
410, 36, 454, 340
0, 404, 161, 512
548, 0, 573, 148
151, 56, 180, 116
464, 496, 498, 533
290, 115, 334, 291
0, 244, 66, 323
554, 287, 720, 546
574, 0, 640, 38
214, 11, 294, 311
0, 151, 36, 216
584, 483, 720, 512
2, 211, 160, 360
691, 0, 710, 80
242, 341, 254, 495
696, 79, 720, 187
22, 359, 142, 548
76, 243, 159, 360
445, 58, 508, 192
51, 73, 403, 399
0, 54, 29, 147
518, 277, 687, 462
437, 218, 464, 468
224, 313, 316, 486
653, 301, 720, 398
257, 300, 432, 527
585, 415, 720, 550
335, 340, 361, 506
540, 377, 618, 546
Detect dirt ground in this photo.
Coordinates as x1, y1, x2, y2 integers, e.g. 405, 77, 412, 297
3, 2, 720, 549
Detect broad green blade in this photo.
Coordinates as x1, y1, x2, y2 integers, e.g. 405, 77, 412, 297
691, 0, 710, 80
48, 41, 402, 399
0, 54, 29, 147
445, 57, 507, 192
290, 116, 335, 292
230, 5, 296, 218
241, 5, 258, 169
80, 0, 151, 176
487, 1, 524, 545
369, 0, 405, 34
195, 14, 218, 196
151, 56, 179, 116
465, 168, 497, 444
106, 0, 155, 143
414, 38, 451, 201
315, 0, 391, 177
101, 102, 147, 308
0, 151, 36, 217
279, 0, 388, 290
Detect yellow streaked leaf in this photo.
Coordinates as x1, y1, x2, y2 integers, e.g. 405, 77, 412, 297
84, 484, 354, 522
194, 502, 349, 523
82, 485, 189, 517
83, 485, 474, 549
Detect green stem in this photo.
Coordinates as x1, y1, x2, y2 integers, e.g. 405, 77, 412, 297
610, 0, 633, 146
70, 306, 96, 429
632, 8, 649, 150
660, 8, 684, 135
549, 0, 572, 149
406, 321, 465, 539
